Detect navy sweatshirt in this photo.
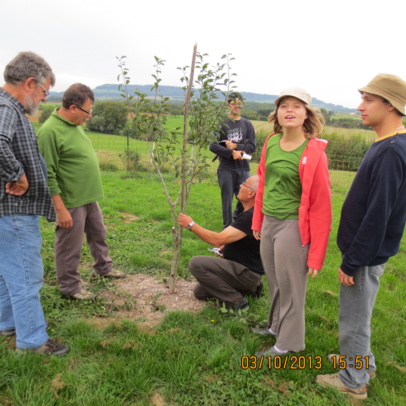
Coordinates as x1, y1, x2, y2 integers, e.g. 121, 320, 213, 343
338, 132, 406, 276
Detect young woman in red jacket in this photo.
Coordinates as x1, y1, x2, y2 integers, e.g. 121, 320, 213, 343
252, 88, 332, 356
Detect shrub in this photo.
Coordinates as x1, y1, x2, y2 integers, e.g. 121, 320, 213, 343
99, 161, 119, 172
38, 105, 55, 124
119, 148, 145, 173
323, 132, 371, 171
87, 101, 128, 135
251, 128, 272, 162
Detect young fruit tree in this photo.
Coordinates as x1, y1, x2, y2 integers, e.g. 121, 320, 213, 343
117, 45, 236, 292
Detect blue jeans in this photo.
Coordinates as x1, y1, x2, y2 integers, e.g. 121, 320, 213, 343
0, 215, 48, 348
338, 264, 384, 388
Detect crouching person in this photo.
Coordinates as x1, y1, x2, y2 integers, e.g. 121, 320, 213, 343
178, 176, 263, 310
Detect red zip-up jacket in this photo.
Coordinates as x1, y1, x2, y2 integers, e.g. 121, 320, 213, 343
252, 133, 332, 270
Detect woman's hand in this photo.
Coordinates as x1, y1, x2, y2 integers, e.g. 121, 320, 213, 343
307, 268, 319, 278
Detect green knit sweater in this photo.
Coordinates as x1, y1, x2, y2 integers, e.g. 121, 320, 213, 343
37, 109, 103, 208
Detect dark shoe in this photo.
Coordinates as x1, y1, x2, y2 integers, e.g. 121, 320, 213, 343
328, 354, 376, 378
18, 338, 69, 357
251, 282, 263, 298
92, 269, 126, 279
316, 373, 367, 399
0, 329, 15, 337
251, 327, 276, 336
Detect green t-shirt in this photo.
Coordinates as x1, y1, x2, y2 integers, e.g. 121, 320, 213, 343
263, 134, 308, 220
37, 109, 103, 208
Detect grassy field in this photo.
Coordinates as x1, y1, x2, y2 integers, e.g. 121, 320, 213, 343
1, 128, 405, 405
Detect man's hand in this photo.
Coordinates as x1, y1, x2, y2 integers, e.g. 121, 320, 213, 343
5, 174, 29, 195
307, 268, 320, 278
225, 141, 237, 150
338, 268, 355, 286
52, 195, 73, 228
178, 213, 193, 229
232, 150, 243, 160
56, 207, 73, 229
217, 245, 225, 256
253, 230, 261, 240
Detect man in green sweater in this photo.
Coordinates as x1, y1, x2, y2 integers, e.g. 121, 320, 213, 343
38, 83, 125, 300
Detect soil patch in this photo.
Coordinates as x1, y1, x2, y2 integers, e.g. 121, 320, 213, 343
94, 273, 205, 331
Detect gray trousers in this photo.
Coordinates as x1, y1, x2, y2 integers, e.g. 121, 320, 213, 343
217, 169, 250, 228
189, 256, 262, 308
55, 202, 112, 295
260, 215, 309, 352
338, 264, 384, 389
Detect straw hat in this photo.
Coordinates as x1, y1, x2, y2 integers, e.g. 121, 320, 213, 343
358, 73, 406, 115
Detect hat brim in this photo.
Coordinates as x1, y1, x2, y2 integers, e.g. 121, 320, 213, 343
274, 94, 310, 107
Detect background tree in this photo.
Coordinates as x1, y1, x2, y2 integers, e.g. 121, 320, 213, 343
117, 46, 235, 292
38, 104, 55, 124
87, 101, 128, 134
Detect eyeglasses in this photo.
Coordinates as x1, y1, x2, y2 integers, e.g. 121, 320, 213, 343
76, 105, 92, 115
37, 82, 50, 97
241, 181, 255, 191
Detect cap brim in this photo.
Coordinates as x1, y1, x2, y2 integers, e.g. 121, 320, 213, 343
274, 94, 309, 107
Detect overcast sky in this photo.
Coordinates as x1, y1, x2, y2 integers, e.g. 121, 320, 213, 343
1, 0, 404, 109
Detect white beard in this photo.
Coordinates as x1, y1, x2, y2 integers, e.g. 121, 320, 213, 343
25, 95, 39, 116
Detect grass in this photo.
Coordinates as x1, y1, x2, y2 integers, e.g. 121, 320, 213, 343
1, 131, 405, 405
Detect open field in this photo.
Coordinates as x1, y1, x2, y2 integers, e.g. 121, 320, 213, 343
1, 125, 405, 405
83, 115, 376, 172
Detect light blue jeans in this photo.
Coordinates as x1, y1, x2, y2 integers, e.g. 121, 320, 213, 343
338, 264, 384, 388
0, 215, 48, 348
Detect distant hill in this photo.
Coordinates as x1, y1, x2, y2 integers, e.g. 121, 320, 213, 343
47, 84, 356, 113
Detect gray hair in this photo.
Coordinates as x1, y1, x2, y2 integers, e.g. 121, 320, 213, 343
4, 51, 55, 86
248, 175, 259, 191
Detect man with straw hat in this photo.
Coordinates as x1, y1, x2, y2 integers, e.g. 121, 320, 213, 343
317, 74, 406, 399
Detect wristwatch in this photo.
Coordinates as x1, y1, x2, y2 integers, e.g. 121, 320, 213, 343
187, 221, 195, 231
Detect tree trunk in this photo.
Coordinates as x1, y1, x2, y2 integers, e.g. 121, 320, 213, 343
167, 44, 197, 293
168, 226, 182, 293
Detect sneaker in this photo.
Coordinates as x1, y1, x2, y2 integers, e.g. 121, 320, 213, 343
69, 289, 96, 301
251, 326, 276, 336
18, 338, 69, 357
92, 269, 126, 279
255, 345, 289, 358
316, 373, 367, 400
0, 329, 15, 337
328, 354, 376, 378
